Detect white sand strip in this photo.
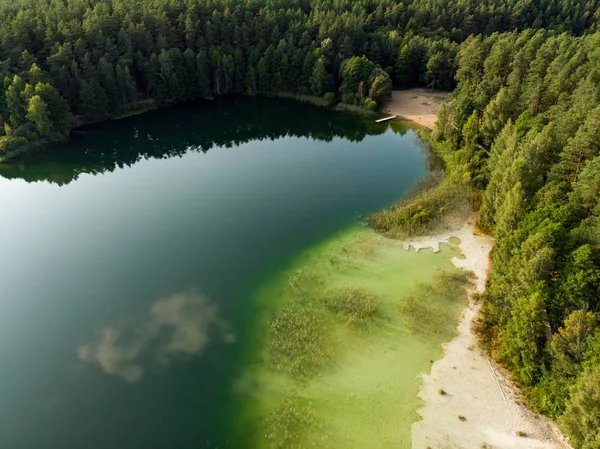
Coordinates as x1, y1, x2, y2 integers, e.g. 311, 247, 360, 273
407, 218, 570, 449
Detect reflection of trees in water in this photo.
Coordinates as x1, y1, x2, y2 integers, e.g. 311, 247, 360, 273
0, 97, 402, 185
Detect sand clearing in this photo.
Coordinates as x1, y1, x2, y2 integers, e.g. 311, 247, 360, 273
406, 219, 569, 449
384, 89, 448, 129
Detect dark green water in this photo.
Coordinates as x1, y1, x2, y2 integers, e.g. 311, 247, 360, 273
0, 97, 428, 449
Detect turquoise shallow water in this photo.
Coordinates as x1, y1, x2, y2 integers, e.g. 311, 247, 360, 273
0, 97, 428, 449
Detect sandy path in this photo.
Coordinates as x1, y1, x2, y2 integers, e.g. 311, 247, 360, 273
383, 89, 447, 129
406, 219, 569, 449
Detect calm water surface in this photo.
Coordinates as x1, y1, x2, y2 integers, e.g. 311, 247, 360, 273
0, 97, 428, 448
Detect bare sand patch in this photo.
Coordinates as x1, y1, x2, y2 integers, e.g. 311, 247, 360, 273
384, 88, 448, 129
407, 218, 570, 449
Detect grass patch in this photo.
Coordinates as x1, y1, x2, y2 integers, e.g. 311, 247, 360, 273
321, 287, 377, 325
112, 106, 156, 120
269, 304, 331, 380
367, 172, 472, 237
273, 92, 332, 107
334, 103, 378, 117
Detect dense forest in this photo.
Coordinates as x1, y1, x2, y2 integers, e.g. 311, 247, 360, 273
371, 29, 600, 448
1, 0, 600, 156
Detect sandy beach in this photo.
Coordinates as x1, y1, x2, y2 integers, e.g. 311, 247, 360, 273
383, 89, 448, 129
406, 219, 569, 449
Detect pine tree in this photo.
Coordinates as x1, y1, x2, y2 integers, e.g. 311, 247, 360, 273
309, 57, 328, 96
25, 95, 52, 139
79, 79, 109, 122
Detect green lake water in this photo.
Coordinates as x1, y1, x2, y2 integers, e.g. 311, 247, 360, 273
0, 97, 456, 448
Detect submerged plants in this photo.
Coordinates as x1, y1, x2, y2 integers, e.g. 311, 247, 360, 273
287, 268, 321, 296
264, 398, 328, 449
321, 286, 377, 325
269, 304, 331, 379
401, 268, 471, 337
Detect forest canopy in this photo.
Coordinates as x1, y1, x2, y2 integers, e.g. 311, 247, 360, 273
1, 0, 600, 155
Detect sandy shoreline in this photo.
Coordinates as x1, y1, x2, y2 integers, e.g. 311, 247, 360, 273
406, 219, 569, 449
384, 89, 448, 129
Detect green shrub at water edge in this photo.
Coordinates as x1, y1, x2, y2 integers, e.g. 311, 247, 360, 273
269, 304, 331, 379
0, 136, 29, 155
367, 172, 472, 237
321, 287, 377, 325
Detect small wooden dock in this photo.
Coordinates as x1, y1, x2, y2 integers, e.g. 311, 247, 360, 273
375, 115, 397, 123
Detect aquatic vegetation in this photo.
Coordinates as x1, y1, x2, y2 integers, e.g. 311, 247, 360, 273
368, 172, 472, 237
287, 268, 321, 296
264, 398, 327, 449
269, 304, 331, 379
401, 268, 471, 337
321, 287, 377, 325
237, 226, 472, 448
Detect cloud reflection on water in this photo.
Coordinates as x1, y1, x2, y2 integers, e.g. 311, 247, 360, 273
77, 291, 233, 383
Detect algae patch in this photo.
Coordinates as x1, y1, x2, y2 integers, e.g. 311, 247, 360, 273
234, 226, 472, 448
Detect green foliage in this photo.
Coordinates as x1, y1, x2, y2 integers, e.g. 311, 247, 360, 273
6, 75, 27, 128
323, 92, 336, 106
79, 80, 109, 122
35, 83, 70, 140
368, 68, 393, 104
500, 290, 548, 386
363, 98, 377, 111
462, 110, 480, 148
309, 57, 328, 97
0, 135, 28, 155
368, 173, 473, 237
340, 56, 375, 105
560, 365, 600, 448
571, 156, 600, 216
25, 95, 51, 139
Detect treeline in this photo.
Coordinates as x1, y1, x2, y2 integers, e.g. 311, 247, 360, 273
0, 96, 393, 185
427, 30, 599, 447
1, 0, 600, 155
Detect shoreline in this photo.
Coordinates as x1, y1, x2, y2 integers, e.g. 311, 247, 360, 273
406, 218, 568, 449
0, 93, 376, 164
384, 88, 448, 129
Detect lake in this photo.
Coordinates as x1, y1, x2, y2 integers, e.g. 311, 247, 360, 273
0, 97, 430, 448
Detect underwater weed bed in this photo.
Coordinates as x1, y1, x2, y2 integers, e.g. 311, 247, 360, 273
236, 226, 472, 448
